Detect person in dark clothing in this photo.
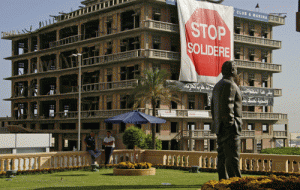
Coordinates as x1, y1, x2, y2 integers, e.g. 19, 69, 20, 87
84, 131, 101, 164
211, 60, 242, 180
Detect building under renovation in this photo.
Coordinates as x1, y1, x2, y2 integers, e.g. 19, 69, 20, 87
1, 0, 288, 152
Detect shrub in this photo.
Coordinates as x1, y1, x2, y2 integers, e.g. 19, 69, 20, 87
139, 134, 162, 150
122, 126, 145, 149
261, 147, 300, 155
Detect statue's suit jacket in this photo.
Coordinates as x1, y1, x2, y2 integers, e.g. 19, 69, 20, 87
211, 78, 242, 137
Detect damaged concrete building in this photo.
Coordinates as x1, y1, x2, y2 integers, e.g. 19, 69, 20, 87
1, 0, 288, 152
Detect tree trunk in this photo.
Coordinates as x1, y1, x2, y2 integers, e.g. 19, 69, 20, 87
152, 100, 156, 150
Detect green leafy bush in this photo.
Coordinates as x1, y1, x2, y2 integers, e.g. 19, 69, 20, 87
261, 147, 300, 155
122, 126, 145, 149
140, 134, 162, 150
122, 126, 162, 150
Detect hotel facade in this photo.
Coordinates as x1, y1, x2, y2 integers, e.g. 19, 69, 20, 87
1, 0, 288, 152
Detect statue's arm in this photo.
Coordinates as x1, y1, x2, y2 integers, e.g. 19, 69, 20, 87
221, 83, 237, 126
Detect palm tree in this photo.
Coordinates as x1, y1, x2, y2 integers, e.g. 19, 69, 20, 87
133, 68, 181, 150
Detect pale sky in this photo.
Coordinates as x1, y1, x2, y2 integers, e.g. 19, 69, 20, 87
0, 0, 299, 132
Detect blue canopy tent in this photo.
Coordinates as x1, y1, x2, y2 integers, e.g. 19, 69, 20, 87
104, 110, 166, 124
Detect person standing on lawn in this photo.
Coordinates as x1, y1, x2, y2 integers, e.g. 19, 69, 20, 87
84, 131, 101, 165
103, 131, 115, 165
211, 60, 242, 180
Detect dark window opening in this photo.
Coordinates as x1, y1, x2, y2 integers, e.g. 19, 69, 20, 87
40, 101, 56, 118
82, 97, 99, 112
40, 31, 56, 49
153, 36, 161, 49
60, 25, 78, 40
188, 122, 196, 130
171, 122, 178, 133
40, 77, 56, 95
60, 49, 78, 69
59, 99, 77, 117
14, 38, 28, 55
30, 124, 36, 130
120, 37, 140, 52
14, 103, 28, 119
60, 74, 78, 94
120, 123, 126, 133
171, 101, 177, 109
262, 80, 268, 88
106, 17, 112, 34
30, 103, 38, 119
156, 124, 160, 133
41, 54, 56, 72
30, 58, 38, 73
120, 95, 133, 109
13, 60, 28, 76
249, 80, 255, 86
106, 123, 113, 130
106, 41, 113, 55
83, 123, 100, 130
248, 106, 255, 112
106, 69, 112, 89
30, 36, 38, 52
41, 124, 54, 130
121, 10, 140, 31
82, 46, 99, 59
81, 19, 98, 39
120, 65, 140, 80
153, 8, 161, 21
262, 124, 269, 133
188, 95, 195, 109
248, 123, 255, 130
61, 123, 76, 130
14, 81, 28, 97
136, 124, 142, 129
82, 70, 99, 85
107, 100, 112, 110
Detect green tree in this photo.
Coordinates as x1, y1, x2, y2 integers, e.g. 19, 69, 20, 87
140, 134, 162, 150
133, 68, 180, 149
122, 126, 145, 149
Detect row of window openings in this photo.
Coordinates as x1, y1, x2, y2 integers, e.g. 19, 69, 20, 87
234, 50, 268, 62
234, 24, 269, 38
14, 7, 178, 55
248, 124, 269, 133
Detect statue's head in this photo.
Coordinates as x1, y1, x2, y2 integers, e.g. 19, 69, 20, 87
221, 60, 237, 78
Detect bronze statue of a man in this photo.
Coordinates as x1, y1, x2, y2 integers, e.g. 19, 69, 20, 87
211, 60, 242, 180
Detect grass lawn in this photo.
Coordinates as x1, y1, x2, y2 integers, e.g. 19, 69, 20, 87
0, 169, 219, 190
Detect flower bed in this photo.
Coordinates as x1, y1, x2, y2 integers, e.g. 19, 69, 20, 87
113, 162, 155, 176
202, 175, 300, 190
116, 162, 152, 169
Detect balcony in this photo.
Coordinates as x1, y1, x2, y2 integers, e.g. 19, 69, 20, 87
242, 112, 288, 124
82, 79, 138, 92
182, 130, 255, 139
273, 131, 288, 138
82, 49, 179, 67
234, 34, 281, 49
49, 34, 83, 48
268, 14, 286, 25
143, 20, 179, 33
235, 60, 282, 73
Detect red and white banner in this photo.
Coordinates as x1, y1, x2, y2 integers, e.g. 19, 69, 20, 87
177, 0, 234, 83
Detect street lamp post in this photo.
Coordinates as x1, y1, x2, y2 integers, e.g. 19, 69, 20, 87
72, 53, 82, 151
